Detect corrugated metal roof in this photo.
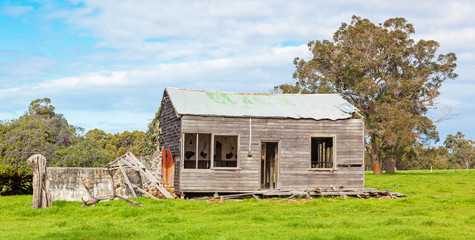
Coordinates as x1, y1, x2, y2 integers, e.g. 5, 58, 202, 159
165, 88, 356, 121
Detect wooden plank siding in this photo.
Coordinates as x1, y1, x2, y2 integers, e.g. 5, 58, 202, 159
158, 93, 181, 156
177, 115, 364, 193
158, 92, 182, 192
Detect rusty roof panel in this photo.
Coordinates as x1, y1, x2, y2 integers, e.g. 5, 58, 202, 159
165, 88, 356, 120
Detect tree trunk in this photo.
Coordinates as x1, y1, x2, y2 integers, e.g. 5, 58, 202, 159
385, 153, 397, 173
369, 136, 383, 175
27, 154, 51, 208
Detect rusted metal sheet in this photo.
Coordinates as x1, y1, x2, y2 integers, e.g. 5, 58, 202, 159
161, 148, 175, 187
165, 88, 356, 121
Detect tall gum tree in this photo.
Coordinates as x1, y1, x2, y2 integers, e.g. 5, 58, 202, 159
275, 16, 457, 174
444, 132, 474, 170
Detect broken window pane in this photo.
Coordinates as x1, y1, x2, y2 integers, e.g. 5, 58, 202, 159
197, 134, 210, 169
214, 135, 238, 167
184, 133, 211, 169
311, 137, 334, 168
184, 133, 196, 169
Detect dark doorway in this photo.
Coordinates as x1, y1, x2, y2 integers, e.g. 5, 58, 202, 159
261, 142, 278, 189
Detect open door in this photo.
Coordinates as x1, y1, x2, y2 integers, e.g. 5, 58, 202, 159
260, 142, 278, 189
161, 148, 175, 187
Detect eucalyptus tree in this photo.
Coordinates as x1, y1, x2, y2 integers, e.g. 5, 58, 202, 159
139, 109, 161, 155
275, 16, 457, 174
444, 132, 474, 170
27, 98, 56, 118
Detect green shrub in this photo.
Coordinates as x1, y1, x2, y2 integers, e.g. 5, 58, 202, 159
0, 169, 32, 195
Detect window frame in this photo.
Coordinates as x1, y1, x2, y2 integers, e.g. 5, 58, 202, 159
182, 133, 211, 170
182, 133, 240, 170
211, 134, 240, 169
309, 135, 337, 171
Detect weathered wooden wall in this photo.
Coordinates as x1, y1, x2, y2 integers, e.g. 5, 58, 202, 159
159, 92, 181, 156
178, 116, 364, 193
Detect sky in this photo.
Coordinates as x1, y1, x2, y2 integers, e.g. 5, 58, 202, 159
0, 0, 474, 144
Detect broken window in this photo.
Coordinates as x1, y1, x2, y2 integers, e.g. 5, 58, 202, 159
184, 133, 211, 169
197, 134, 211, 169
311, 137, 334, 169
214, 135, 238, 167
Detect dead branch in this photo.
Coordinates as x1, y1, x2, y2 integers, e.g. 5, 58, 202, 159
282, 194, 296, 201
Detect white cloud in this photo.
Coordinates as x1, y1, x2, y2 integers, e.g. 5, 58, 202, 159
2, 0, 475, 136
0, 56, 57, 86
60, 109, 151, 133
0, 44, 305, 104
32, 71, 129, 91
1, 5, 33, 16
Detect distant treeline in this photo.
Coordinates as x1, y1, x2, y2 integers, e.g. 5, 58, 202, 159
0, 98, 160, 194
364, 133, 473, 171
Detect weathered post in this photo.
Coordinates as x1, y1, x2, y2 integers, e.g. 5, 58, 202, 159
27, 154, 51, 208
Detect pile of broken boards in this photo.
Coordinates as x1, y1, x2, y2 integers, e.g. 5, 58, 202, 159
80, 152, 175, 207
190, 187, 407, 201
106, 152, 175, 200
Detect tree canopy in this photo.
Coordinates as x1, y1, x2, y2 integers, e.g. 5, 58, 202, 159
85, 128, 146, 160
138, 108, 161, 156
444, 132, 474, 170
275, 16, 458, 174
27, 98, 56, 118
0, 112, 108, 173
0, 99, 144, 174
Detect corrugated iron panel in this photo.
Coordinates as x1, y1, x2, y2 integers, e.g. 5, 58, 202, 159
165, 88, 356, 121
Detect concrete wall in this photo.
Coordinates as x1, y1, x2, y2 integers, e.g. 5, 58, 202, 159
47, 167, 141, 201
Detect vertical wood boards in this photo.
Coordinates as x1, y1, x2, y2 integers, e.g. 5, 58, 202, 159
159, 93, 181, 156
164, 115, 364, 193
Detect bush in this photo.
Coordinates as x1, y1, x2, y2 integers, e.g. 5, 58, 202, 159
0, 170, 32, 195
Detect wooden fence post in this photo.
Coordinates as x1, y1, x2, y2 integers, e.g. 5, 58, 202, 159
27, 154, 51, 208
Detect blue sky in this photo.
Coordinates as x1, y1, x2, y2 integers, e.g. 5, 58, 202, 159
1, 0, 474, 144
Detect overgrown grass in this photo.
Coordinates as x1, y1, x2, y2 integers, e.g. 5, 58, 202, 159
0, 170, 473, 239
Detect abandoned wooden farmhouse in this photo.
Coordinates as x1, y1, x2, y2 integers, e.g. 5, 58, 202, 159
158, 88, 365, 195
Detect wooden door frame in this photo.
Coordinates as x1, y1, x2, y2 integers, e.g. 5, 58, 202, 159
259, 140, 280, 190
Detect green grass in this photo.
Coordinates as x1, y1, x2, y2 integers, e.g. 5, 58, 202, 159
0, 170, 473, 239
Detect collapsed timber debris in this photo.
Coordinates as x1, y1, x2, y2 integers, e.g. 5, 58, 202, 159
189, 187, 407, 201
106, 152, 174, 200
79, 152, 175, 207
80, 169, 143, 207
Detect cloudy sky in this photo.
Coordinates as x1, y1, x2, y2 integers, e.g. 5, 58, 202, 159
1, 0, 474, 143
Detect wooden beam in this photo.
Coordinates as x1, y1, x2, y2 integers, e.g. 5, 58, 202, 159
130, 183, 161, 200
125, 152, 174, 199
118, 160, 137, 198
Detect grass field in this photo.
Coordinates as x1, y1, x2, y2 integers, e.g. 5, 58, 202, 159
0, 170, 473, 239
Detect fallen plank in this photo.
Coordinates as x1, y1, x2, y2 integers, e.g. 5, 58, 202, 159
282, 195, 296, 201
130, 183, 162, 200
112, 152, 174, 199
118, 160, 137, 198
220, 192, 259, 199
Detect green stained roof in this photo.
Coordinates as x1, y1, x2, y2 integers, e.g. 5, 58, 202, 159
165, 88, 356, 120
